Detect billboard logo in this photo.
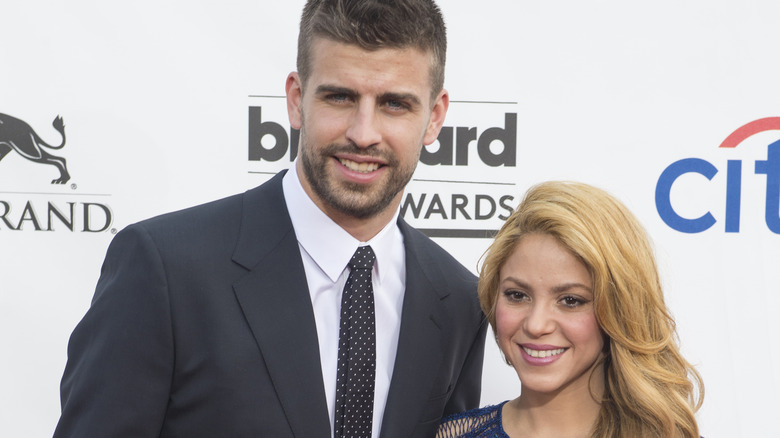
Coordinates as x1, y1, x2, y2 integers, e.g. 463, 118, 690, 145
247, 99, 520, 238
248, 106, 516, 168
656, 117, 780, 234
0, 113, 70, 184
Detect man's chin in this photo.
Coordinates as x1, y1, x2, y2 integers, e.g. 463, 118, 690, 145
327, 194, 389, 219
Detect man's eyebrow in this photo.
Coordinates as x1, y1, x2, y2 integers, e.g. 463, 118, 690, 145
379, 92, 421, 107
314, 84, 355, 95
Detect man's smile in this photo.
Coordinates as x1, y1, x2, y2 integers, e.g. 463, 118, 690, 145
338, 157, 382, 173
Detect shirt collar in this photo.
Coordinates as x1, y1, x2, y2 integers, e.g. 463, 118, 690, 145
282, 162, 401, 284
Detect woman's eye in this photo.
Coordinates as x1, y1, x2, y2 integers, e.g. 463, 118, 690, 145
560, 296, 584, 308
503, 290, 529, 302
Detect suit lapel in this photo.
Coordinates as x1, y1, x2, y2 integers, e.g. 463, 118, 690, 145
232, 173, 331, 437
380, 220, 448, 438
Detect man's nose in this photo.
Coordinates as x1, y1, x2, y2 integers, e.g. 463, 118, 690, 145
345, 102, 382, 148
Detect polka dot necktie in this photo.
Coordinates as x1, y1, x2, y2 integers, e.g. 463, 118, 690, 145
334, 245, 376, 438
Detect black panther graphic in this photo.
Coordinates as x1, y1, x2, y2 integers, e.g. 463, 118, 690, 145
0, 113, 70, 184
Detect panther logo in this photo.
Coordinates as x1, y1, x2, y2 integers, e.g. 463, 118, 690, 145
0, 113, 70, 184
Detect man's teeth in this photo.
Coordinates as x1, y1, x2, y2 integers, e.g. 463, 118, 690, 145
340, 159, 379, 173
522, 347, 565, 358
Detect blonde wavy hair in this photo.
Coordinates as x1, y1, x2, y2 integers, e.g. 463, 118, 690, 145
478, 181, 704, 438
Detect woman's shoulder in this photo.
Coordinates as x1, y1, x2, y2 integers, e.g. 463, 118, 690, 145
436, 401, 509, 438
442, 402, 506, 421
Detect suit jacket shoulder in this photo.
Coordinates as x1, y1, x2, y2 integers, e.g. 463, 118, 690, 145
397, 218, 479, 302
56, 171, 332, 437
127, 171, 290, 269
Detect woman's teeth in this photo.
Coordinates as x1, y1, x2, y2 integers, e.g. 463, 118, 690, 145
522, 347, 565, 358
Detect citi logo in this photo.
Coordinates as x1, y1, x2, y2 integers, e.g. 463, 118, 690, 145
656, 117, 780, 234
0, 113, 71, 184
248, 106, 517, 167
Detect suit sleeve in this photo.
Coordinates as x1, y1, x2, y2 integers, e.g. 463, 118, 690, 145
442, 313, 488, 417
54, 225, 174, 437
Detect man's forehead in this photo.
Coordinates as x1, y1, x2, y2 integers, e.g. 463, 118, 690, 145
305, 37, 436, 92
309, 36, 433, 61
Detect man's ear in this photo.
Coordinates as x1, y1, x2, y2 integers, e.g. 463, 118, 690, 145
423, 88, 449, 145
286, 72, 303, 129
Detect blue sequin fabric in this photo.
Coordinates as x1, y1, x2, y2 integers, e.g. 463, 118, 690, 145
436, 401, 510, 438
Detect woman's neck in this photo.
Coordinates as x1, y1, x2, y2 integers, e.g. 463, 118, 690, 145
502, 364, 605, 438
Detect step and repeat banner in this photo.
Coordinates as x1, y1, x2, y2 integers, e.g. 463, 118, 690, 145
2, 1, 778, 436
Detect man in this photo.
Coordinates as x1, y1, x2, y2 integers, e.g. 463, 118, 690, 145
55, 0, 487, 436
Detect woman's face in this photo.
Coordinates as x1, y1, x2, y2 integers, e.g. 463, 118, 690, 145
495, 233, 605, 397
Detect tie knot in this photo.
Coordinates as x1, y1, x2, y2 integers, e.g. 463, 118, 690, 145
348, 245, 375, 271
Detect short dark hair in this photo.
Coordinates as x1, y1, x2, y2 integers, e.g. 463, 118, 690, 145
297, 0, 447, 98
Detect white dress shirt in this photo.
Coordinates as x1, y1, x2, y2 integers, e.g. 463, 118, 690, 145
282, 163, 406, 437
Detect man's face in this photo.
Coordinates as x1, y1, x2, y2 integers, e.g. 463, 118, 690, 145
286, 38, 448, 223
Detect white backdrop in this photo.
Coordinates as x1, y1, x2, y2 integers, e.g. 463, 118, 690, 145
2, 1, 778, 436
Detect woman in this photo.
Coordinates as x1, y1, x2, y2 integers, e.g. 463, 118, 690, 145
438, 181, 704, 438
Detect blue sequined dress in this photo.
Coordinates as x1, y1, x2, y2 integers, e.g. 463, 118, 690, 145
436, 401, 510, 438
438, 401, 705, 438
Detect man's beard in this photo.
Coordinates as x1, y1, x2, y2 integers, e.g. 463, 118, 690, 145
300, 138, 418, 219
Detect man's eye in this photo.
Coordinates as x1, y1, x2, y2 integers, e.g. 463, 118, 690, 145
385, 100, 408, 110
327, 94, 350, 103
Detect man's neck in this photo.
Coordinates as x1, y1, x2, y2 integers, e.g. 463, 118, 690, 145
316, 198, 401, 242
294, 160, 402, 242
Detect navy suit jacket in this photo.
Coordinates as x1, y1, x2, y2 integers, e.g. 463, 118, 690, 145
55, 171, 487, 437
